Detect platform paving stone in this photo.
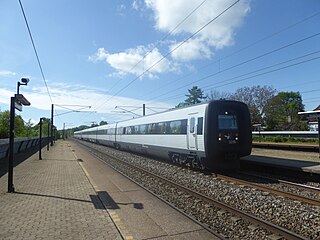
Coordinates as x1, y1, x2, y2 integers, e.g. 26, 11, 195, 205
0, 141, 122, 240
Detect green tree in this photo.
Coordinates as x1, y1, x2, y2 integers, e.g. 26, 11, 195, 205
176, 86, 206, 108
21, 119, 36, 137
99, 120, 108, 126
33, 118, 51, 137
264, 91, 307, 130
0, 111, 10, 138
230, 85, 276, 126
0, 111, 29, 138
207, 90, 231, 100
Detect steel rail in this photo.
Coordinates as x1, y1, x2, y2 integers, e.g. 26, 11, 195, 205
239, 171, 320, 194
78, 140, 308, 240
128, 167, 308, 240
216, 174, 320, 207
277, 179, 320, 193
76, 140, 226, 240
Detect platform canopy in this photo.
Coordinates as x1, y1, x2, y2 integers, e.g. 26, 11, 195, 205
298, 105, 320, 118
298, 106, 320, 159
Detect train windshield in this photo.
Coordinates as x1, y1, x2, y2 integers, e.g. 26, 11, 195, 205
218, 114, 238, 130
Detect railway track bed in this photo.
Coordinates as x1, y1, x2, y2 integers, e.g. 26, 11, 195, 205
77, 140, 320, 239
216, 172, 320, 206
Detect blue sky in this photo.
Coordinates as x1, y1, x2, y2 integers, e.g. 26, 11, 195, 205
0, 0, 319, 130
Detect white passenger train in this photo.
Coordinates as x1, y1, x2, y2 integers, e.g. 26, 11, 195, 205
74, 100, 252, 170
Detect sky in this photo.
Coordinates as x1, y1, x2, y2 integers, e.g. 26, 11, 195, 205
0, 0, 319, 130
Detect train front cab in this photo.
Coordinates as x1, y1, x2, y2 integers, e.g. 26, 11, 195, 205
204, 100, 252, 170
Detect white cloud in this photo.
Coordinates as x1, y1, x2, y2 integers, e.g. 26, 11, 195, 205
0, 88, 14, 103
132, 0, 143, 11
0, 70, 17, 77
170, 38, 212, 62
89, 46, 177, 78
145, 0, 250, 61
89, 0, 250, 77
0, 82, 172, 117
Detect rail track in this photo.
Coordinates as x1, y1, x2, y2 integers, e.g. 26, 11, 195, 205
216, 172, 320, 206
77, 140, 313, 240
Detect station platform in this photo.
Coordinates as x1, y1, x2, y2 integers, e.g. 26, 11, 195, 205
0, 140, 217, 240
241, 147, 320, 176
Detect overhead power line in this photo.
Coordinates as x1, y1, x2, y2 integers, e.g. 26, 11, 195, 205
18, 0, 53, 104
106, 0, 208, 94
145, 32, 320, 103
157, 51, 320, 102
90, 0, 240, 113
140, 10, 320, 100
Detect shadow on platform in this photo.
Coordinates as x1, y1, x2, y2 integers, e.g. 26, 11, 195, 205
13, 191, 144, 211
97, 191, 144, 210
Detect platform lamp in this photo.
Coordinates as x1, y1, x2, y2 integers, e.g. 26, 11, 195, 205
39, 117, 46, 160
8, 78, 31, 193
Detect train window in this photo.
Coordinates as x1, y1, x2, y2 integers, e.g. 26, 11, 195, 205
197, 117, 203, 135
117, 127, 123, 135
165, 122, 171, 133
151, 123, 159, 134
145, 124, 151, 134
218, 115, 238, 130
169, 120, 180, 134
140, 124, 146, 134
134, 125, 140, 134
190, 118, 195, 133
158, 122, 166, 134
181, 119, 187, 134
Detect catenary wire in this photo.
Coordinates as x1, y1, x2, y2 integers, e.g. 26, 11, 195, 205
89, 0, 240, 114
106, 0, 208, 94
156, 52, 320, 102
18, 0, 66, 127
140, 10, 320, 100
18, 0, 53, 104
83, 52, 320, 123
81, 0, 208, 122
144, 33, 320, 103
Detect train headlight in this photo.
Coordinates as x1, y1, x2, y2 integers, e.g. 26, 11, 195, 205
218, 137, 222, 141
235, 137, 238, 141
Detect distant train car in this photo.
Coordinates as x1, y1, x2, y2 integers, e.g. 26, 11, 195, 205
74, 100, 252, 170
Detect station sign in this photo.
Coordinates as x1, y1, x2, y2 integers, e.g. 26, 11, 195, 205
15, 101, 22, 111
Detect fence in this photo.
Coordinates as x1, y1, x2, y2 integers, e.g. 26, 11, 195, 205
0, 137, 50, 159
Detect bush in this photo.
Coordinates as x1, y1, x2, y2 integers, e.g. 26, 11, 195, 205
253, 135, 318, 144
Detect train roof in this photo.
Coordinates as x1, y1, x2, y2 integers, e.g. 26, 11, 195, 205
114, 99, 244, 124
74, 100, 244, 133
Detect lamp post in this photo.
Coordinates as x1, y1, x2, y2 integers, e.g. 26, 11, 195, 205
47, 121, 50, 151
8, 78, 31, 193
39, 117, 44, 160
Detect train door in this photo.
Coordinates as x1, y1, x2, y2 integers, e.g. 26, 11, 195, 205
188, 115, 198, 150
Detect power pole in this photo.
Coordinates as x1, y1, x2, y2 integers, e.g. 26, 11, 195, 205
143, 104, 145, 116
39, 118, 43, 160
51, 104, 54, 146
47, 122, 50, 151
8, 97, 15, 192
